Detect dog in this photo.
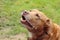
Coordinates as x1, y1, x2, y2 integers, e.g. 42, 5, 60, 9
20, 9, 60, 40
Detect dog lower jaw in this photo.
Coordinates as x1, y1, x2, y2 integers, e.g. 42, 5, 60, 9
21, 18, 33, 28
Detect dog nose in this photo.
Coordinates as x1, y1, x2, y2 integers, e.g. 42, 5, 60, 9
23, 10, 29, 15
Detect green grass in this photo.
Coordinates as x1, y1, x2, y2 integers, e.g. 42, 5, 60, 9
0, 0, 60, 35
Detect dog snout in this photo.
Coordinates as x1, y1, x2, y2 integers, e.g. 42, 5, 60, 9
23, 10, 29, 15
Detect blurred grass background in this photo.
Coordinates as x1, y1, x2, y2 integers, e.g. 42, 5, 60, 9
0, 0, 60, 36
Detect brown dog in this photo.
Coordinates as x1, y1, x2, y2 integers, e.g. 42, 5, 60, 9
20, 9, 60, 40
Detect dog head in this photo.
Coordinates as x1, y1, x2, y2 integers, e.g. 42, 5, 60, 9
21, 9, 52, 34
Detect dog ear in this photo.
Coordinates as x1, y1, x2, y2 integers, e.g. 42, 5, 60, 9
45, 19, 53, 27
46, 19, 50, 24
45, 19, 51, 26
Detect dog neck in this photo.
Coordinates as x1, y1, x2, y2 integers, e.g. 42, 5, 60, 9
48, 23, 59, 40
31, 25, 50, 40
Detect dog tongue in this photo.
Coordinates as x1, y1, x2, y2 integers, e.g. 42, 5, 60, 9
21, 18, 26, 23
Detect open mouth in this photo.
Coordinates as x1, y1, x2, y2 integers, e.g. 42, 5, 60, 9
21, 15, 33, 28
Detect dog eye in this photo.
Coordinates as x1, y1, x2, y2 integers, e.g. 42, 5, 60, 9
36, 14, 39, 17
35, 14, 40, 20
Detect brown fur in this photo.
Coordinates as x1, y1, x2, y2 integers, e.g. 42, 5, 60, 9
21, 9, 60, 40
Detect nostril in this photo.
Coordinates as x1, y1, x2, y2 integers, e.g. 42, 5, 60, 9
23, 10, 29, 15
24, 11, 27, 13
30, 10, 32, 12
